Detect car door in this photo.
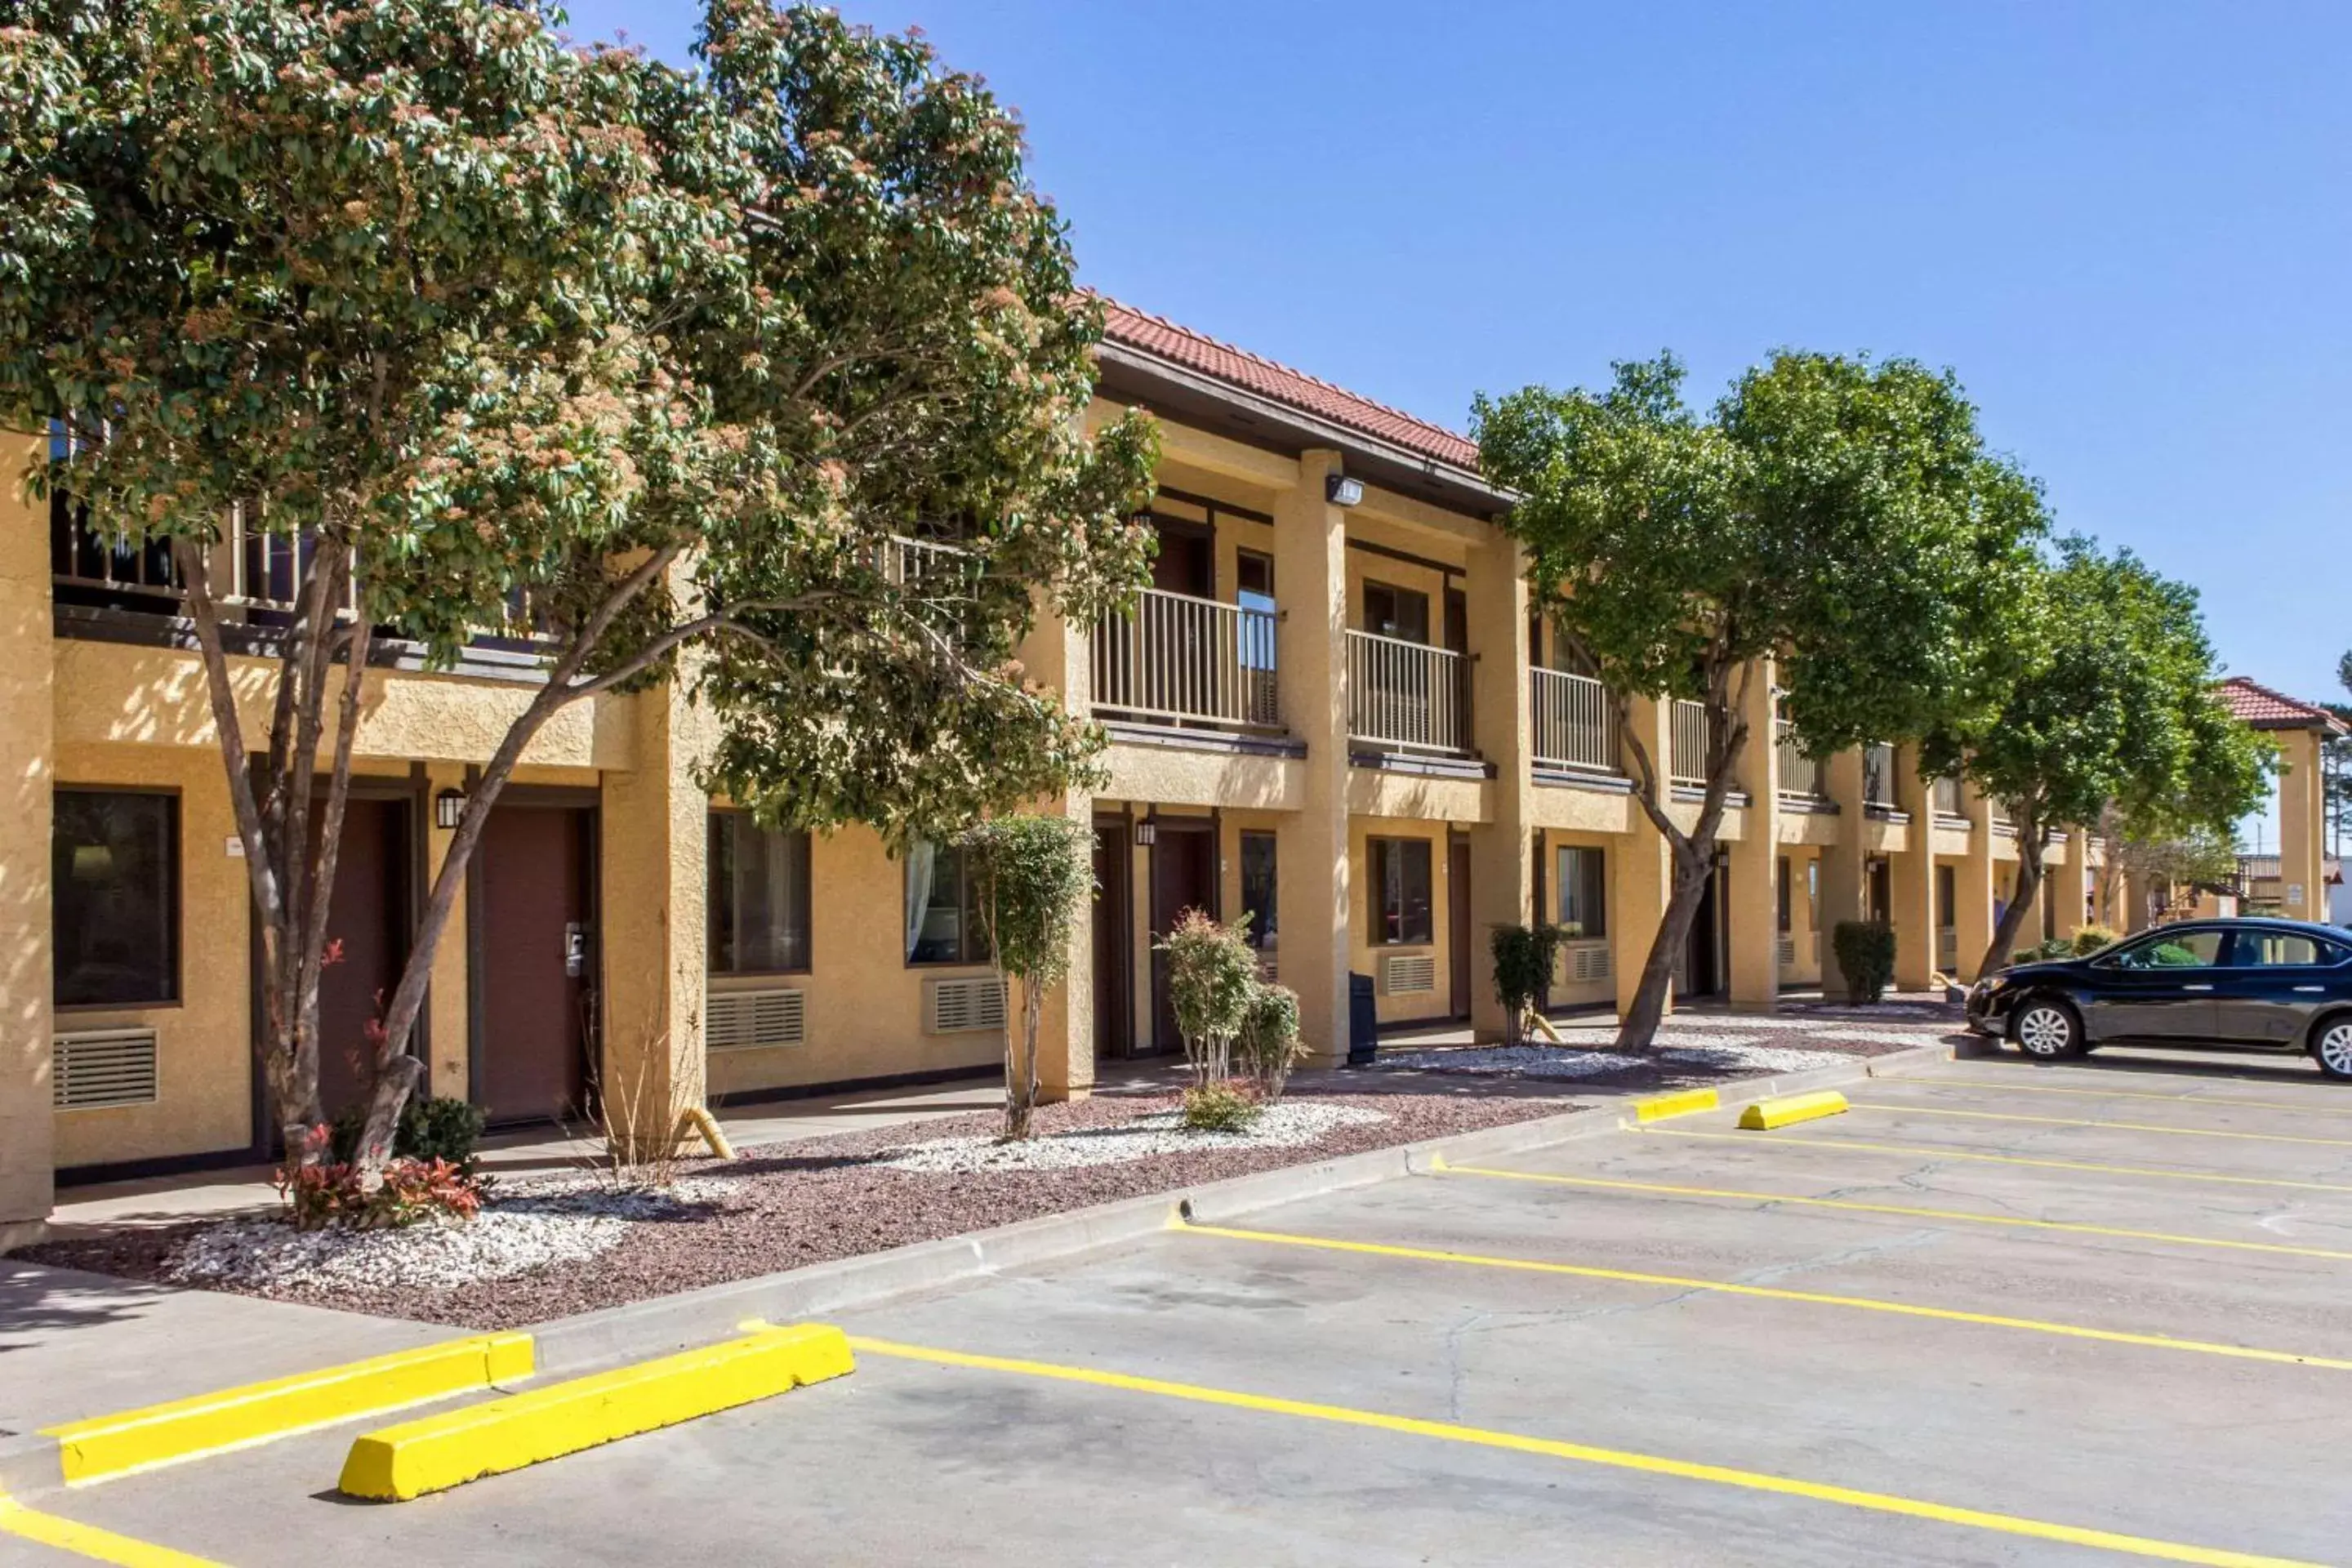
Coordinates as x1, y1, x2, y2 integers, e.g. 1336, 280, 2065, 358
2212, 929, 2352, 1045
2084, 927, 2230, 1042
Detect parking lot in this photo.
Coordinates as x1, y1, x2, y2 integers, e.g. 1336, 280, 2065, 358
17, 1045, 2352, 1567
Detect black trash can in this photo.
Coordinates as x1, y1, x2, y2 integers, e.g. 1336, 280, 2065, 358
1345, 971, 1379, 1067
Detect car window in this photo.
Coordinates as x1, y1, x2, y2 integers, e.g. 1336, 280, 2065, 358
2105, 930, 2227, 970
2230, 933, 2348, 968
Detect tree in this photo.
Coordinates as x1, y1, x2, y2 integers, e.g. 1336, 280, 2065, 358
1, 0, 1155, 1173
962, 814, 1094, 1140
2099, 817, 2241, 925
1926, 540, 2270, 977
1476, 352, 2042, 1049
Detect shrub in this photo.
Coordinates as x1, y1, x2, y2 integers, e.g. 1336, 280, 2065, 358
274, 1127, 483, 1231
2071, 924, 2120, 956
2010, 937, 2075, 965
327, 1095, 487, 1173
962, 814, 1095, 1140
1831, 920, 1897, 1004
1179, 1079, 1262, 1134
1236, 982, 1304, 1102
1490, 924, 1567, 1045
1157, 909, 1258, 1085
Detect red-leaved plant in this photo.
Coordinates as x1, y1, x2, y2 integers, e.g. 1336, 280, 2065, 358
273, 1125, 483, 1231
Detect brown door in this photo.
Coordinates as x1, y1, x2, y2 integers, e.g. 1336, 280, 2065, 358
1449, 836, 1472, 1021
475, 804, 594, 1126
1148, 823, 1218, 1053
313, 796, 408, 1123
1091, 821, 1134, 1061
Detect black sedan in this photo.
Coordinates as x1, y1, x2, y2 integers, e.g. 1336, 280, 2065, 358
1965, 917, 2352, 1080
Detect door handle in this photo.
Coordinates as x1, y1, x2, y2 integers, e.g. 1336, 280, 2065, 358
2182, 984, 2214, 992
2295, 985, 2326, 994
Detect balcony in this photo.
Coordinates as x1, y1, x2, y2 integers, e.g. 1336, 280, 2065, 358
1346, 630, 1470, 755
1090, 587, 1281, 733
1776, 719, 1828, 802
1669, 699, 1711, 786
1530, 668, 1619, 773
52, 497, 361, 621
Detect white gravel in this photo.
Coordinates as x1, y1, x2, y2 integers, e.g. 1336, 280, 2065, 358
1810, 1027, 1956, 1047
1374, 1039, 1859, 1078
166, 1177, 736, 1292
877, 1102, 1392, 1174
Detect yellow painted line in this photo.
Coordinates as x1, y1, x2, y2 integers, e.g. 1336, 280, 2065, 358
0, 1497, 227, 1567
1632, 1088, 1718, 1123
1739, 1090, 1848, 1130
847, 1336, 2323, 1568
1425, 1153, 2352, 1263
1639, 1122, 2352, 1196
337, 1322, 853, 1501
1909, 1076, 2352, 1118
1850, 1102, 2352, 1148
1176, 1220, 2352, 1371
42, 1333, 534, 1485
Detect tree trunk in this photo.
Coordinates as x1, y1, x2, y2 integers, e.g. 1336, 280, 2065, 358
1978, 828, 2047, 980
1615, 844, 1715, 1050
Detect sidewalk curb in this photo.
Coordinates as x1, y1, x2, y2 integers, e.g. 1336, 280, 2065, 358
530, 1039, 1957, 1377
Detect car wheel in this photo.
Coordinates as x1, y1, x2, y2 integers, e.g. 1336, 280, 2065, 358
2311, 1018, 2352, 1081
2013, 999, 2086, 1059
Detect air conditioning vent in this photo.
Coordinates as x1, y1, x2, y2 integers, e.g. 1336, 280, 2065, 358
1562, 941, 1613, 985
1380, 952, 1437, 996
925, 975, 1006, 1035
1775, 935, 1796, 967
706, 987, 805, 1050
53, 1028, 158, 1110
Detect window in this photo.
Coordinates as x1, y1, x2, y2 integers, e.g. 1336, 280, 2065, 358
2106, 929, 2227, 970
1236, 550, 1274, 605
1367, 837, 1433, 946
905, 840, 989, 965
1777, 856, 1792, 934
708, 813, 811, 974
55, 789, 179, 1008
2230, 932, 2348, 968
1556, 845, 1607, 938
1240, 832, 1278, 954
1936, 864, 1956, 931
1362, 581, 1429, 644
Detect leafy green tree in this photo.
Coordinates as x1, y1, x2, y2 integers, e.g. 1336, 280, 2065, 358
1927, 541, 2269, 976
1476, 352, 2042, 1048
962, 814, 1094, 1140
0, 0, 1153, 1171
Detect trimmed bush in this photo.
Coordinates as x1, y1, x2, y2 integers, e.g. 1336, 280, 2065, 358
1236, 982, 1304, 1102
1831, 920, 1897, 1004
2011, 937, 2075, 965
1489, 923, 1567, 1045
1179, 1079, 1262, 1134
962, 814, 1095, 1140
1158, 908, 1258, 1085
328, 1095, 486, 1173
2071, 924, 2120, 956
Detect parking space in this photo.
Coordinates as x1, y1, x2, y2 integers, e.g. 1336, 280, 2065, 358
16, 1050, 2352, 1567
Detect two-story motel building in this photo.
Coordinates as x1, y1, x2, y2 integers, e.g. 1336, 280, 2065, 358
0, 301, 2107, 1245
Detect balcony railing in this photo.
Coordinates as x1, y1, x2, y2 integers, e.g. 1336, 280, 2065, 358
1530, 668, 1618, 773
1091, 587, 1281, 733
52, 496, 361, 619
1669, 699, 1711, 786
1347, 630, 1470, 755
1862, 742, 1899, 808
1775, 720, 1827, 800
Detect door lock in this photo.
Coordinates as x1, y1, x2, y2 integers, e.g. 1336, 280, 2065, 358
564, 922, 588, 978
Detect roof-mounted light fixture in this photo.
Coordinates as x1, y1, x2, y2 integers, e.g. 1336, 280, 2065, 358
1325, 474, 1365, 507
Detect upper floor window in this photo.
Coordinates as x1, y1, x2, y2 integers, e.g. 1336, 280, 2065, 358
708, 813, 811, 974
906, 840, 991, 966
55, 789, 179, 1008
1362, 581, 1429, 644
1368, 836, 1433, 946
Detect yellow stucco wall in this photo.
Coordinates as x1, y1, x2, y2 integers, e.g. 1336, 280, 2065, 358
1536, 826, 1618, 1010
1349, 815, 1457, 1027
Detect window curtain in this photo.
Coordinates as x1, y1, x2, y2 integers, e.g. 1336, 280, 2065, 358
903, 837, 938, 961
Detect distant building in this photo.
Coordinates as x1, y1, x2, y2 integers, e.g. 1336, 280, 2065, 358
2238, 853, 2345, 923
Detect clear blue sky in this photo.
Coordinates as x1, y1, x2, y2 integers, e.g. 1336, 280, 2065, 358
567, 0, 2348, 841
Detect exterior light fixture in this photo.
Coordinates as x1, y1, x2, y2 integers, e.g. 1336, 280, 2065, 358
1132, 817, 1157, 848
435, 787, 466, 831
1325, 474, 1365, 507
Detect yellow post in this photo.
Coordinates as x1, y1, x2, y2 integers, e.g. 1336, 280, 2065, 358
2047, 831, 2087, 943
1819, 748, 1867, 999
1952, 779, 1998, 979
0, 432, 54, 1249
1615, 695, 1676, 1020
1013, 608, 1095, 1102
2277, 728, 2326, 921
1274, 452, 1355, 1066
1466, 534, 1535, 1040
1888, 744, 1937, 991
1725, 660, 1780, 1009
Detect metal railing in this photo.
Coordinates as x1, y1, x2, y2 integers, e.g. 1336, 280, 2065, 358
1530, 668, 1618, 773
1346, 630, 1470, 754
52, 497, 362, 618
1091, 587, 1281, 732
1775, 719, 1827, 800
1669, 699, 1711, 785
1863, 742, 1899, 807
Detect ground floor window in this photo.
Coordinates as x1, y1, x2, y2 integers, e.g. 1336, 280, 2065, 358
708, 813, 811, 974
1936, 863, 1956, 930
1777, 855, 1792, 934
905, 840, 990, 965
54, 788, 179, 1008
1240, 831, 1277, 955
1555, 844, 1606, 938
1367, 836, 1433, 946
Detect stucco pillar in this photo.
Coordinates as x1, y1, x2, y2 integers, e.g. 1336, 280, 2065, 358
2278, 728, 2326, 920
422, 760, 471, 1102
1015, 609, 1094, 1101
0, 434, 53, 1248
1726, 661, 1780, 1009
1953, 780, 1997, 980
1820, 749, 1868, 999
1274, 452, 1353, 1064
1615, 696, 1676, 1018
1889, 744, 1937, 991
598, 671, 710, 1158
1466, 534, 1534, 1039
2048, 831, 2087, 943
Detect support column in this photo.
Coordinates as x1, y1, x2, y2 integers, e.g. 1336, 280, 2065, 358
0, 434, 53, 1249
1274, 452, 1353, 1065
422, 760, 471, 1102
1015, 610, 1094, 1102
2278, 727, 2327, 920
2048, 831, 2087, 944
599, 666, 710, 1158
1467, 534, 1535, 1039
1615, 696, 1676, 1019
1726, 661, 1780, 1009
1889, 745, 1938, 991
1953, 780, 1997, 980
1820, 749, 1868, 999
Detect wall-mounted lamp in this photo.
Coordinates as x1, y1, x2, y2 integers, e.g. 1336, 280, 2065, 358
1325, 474, 1365, 507
1132, 817, 1158, 848
435, 787, 467, 831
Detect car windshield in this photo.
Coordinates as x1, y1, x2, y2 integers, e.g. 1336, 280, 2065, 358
2105, 930, 2227, 970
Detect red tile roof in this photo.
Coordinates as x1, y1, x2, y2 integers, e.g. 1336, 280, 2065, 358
2217, 676, 2349, 732
1096, 297, 1481, 474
